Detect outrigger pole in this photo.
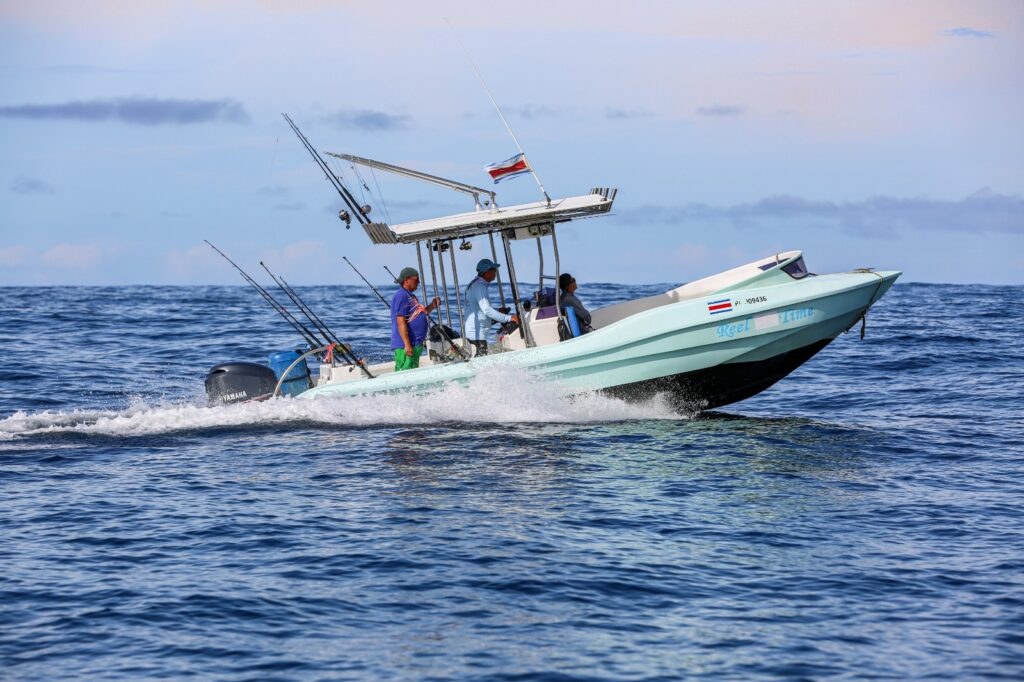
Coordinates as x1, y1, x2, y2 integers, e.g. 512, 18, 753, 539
445, 18, 551, 207
205, 240, 322, 350
329, 152, 497, 212
259, 262, 374, 379
282, 113, 369, 227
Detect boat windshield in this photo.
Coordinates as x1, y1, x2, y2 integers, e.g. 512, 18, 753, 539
782, 256, 810, 279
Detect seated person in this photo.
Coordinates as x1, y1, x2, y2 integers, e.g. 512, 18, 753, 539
558, 272, 594, 334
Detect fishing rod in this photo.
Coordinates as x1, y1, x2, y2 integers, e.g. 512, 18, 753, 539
344, 257, 465, 361
342, 256, 389, 308
260, 261, 337, 345
205, 240, 322, 349
282, 113, 369, 227
259, 262, 374, 379
382, 264, 470, 362
279, 272, 369, 376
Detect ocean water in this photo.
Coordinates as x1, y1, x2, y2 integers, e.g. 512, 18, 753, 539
1, 281, 1022, 680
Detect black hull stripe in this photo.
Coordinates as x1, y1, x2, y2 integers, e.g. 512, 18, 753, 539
604, 338, 834, 412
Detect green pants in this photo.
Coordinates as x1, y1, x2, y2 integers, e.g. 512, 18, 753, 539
393, 344, 424, 371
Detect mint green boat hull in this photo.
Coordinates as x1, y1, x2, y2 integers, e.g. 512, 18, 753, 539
299, 267, 899, 410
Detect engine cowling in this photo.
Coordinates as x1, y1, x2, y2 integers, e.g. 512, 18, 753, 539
204, 362, 278, 405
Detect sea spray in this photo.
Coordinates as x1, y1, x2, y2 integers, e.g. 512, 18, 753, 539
0, 365, 683, 440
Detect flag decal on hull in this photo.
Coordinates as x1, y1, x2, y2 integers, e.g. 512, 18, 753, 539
707, 298, 733, 315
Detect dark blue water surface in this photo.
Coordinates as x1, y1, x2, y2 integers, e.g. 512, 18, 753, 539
1, 282, 1023, 680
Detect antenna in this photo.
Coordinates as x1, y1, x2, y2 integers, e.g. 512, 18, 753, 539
445, 18, 552, 207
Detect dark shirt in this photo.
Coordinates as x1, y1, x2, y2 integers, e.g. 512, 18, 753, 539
560, 291, 593, 331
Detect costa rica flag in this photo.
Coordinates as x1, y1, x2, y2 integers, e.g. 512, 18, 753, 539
707, 298, 733, 315
485, 153, 530, 184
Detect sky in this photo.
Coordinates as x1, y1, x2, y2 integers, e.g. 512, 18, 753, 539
1, 0, 1022, 286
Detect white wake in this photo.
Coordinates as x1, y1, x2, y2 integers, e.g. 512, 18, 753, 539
0, 366, 684, 439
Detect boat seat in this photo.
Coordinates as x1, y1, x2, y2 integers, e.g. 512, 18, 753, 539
535, 305, 559, 320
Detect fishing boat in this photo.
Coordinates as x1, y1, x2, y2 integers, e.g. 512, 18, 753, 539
205, 117, 900, 412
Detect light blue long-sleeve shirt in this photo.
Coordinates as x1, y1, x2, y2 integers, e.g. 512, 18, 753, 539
463, 276, 511, 341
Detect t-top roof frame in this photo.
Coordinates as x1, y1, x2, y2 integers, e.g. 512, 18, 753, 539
361, 188, 617, 245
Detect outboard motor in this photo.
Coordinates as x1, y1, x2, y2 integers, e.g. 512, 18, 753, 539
268, 350, 313, 397
205, 362, 278, 405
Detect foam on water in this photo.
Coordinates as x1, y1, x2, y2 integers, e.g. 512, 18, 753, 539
0, 365, 683, 439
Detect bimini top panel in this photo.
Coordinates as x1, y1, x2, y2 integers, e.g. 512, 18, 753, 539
362, 188, 617, 245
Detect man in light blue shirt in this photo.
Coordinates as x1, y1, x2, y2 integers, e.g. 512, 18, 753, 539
463, 258, 519, 356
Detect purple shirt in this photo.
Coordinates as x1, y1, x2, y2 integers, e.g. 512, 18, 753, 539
390, 287, 429, 349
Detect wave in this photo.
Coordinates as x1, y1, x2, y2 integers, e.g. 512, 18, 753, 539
0, 366, 684, 440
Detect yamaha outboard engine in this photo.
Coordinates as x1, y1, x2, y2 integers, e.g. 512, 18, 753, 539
205, 362, 278, 405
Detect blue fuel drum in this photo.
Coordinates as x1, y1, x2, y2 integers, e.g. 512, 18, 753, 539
268, 349, 312, 396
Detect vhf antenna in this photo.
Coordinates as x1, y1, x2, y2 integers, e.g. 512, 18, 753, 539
445, 18, 551, 207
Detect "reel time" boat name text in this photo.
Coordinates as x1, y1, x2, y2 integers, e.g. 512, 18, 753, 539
716, 307, 815, 338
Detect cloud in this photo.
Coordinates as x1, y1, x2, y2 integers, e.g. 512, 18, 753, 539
256, 185, 290, 197
324, 109, 409, 131
696, 105, 745, 117
944, 27, 995, 39
618, 189, 1024, 237
10, 177, 56, 194
273, 202, 306, 211
260, 240, 337, 279
503, 104, 559, 120
0, 97, 250, 125
45, 64, 150, 74
164, 244, 223, 281
0, 245, 34, 267
606, 107, 654, 120
40, 243, 104, 269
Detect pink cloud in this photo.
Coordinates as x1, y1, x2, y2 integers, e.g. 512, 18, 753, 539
41, 243, 103, 269
0, 245, 34, 267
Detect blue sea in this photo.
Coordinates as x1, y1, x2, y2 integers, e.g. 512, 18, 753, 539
1, 281, 1022, 680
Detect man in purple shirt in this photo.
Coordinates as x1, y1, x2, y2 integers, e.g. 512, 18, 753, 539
391, 267, 440, 371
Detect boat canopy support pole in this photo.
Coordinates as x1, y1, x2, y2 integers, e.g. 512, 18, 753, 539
427, 240, 442, 324
415, 242, 428, 310
501, 230, 535, 347
536, 237, 544, 297
448, 239, 467, 344
550, 224, 562, 324
488, 232, 507, 308
384, 264, 469, 362
436, 241, 453, 329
